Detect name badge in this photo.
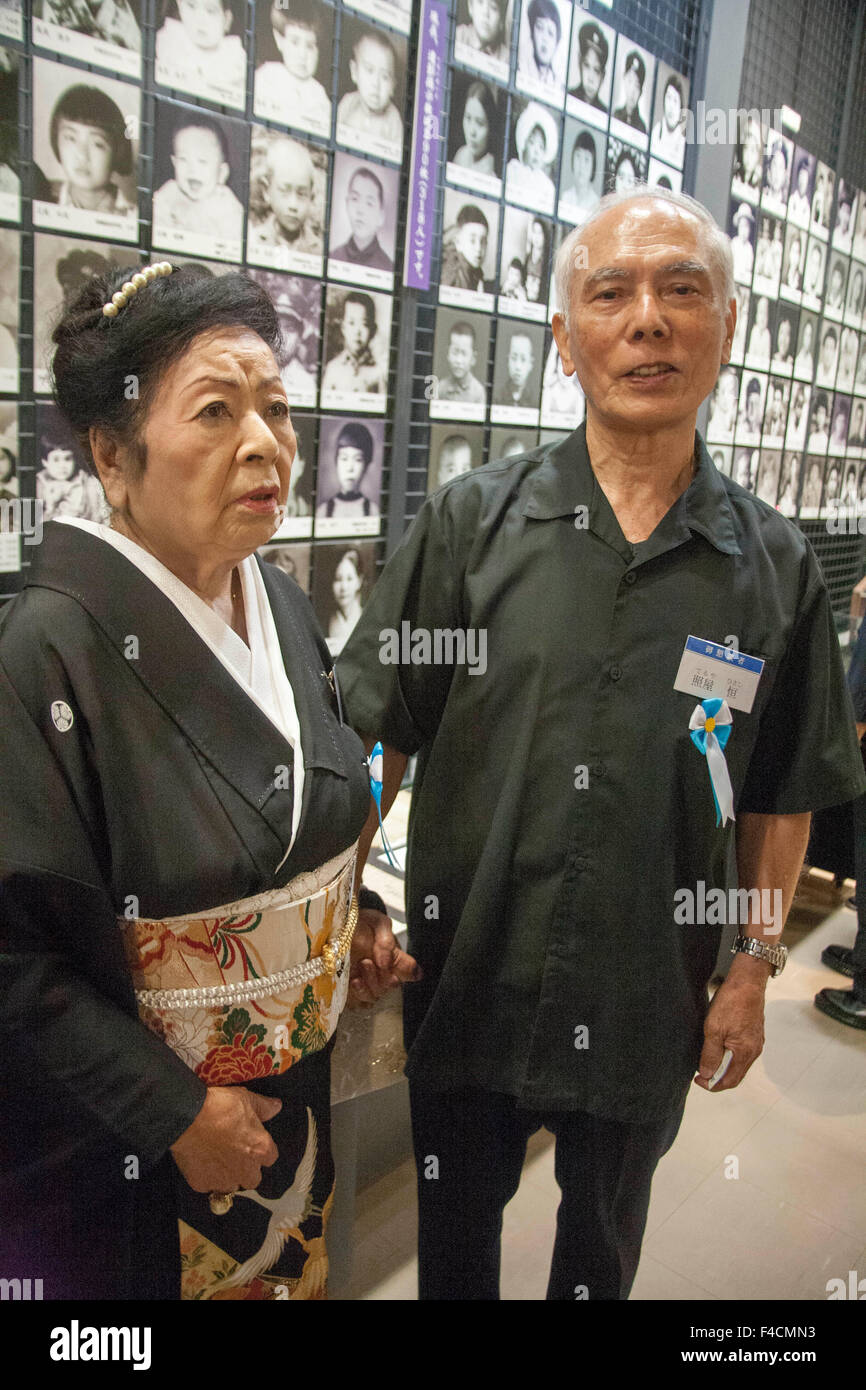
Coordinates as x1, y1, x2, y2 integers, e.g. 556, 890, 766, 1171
673, 635, 764, 713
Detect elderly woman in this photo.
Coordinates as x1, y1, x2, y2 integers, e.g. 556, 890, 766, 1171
0, 261, 415, 1301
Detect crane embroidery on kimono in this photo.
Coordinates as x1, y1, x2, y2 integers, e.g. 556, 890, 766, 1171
219, 1106, 320, 1289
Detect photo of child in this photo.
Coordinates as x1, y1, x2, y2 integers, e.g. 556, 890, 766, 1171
259, 542, 311, 595
315, 417, 384, 538
429, 308, 490, 422
440, 189, 499, 311
33, 234, 130, 394
246, 128, 326, 277
33, 0, 141, 79
328, 153, 398, 292
247, 268, 320, 410
155, 0, 246, 111
311, 541, 376, 657
254, 0, 333, 139
505, 99, 560, 216
427, 424, 484, 493
268, 414, 315, 541
32, 57, 138, 242
321, 286, 392, 414
491, 320, 544, 425
34, 402, 108, 523
151, 100, 245, 263
0, 44, 19, 223
0, 225, 18, 393
336, 17, 406, 166
454, 0, 512, 84
516, 0, 571, 107
498, 206, 551, 323
445, 72, 504, 200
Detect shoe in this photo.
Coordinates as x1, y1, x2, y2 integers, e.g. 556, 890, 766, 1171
814, 988, 866, 1029
821, 944, 855, 977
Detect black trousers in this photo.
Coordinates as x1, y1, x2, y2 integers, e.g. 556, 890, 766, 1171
851, 792, 866, 996
409, 1083, 687, 1301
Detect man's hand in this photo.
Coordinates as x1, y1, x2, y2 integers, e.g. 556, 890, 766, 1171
348, 907, 421, 1007
170, 1086, 281, 1192
693, 967, 767, 1093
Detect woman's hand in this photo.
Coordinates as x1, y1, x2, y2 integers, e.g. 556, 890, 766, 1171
348, 908, 421, 1008
170, 1086, 281, 1193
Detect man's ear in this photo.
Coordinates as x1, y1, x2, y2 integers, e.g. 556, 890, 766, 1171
89, 426, 128, 512
552, 312, 576, 375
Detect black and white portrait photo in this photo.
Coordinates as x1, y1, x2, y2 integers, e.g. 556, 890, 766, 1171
328, 152, 398, 292
849, 399, 866, 454
151, 99, 245, 263
490, 425, 537, 460
811, 160, 834, 241
445, 70, 504, 200
832, 178, 856, 256
0, 44, 19, 224
650, 62, 689, 171
0, 0, 22, 42
259, 541, 311, 594
728, 198, 755, 286
505, 98, 560, 216
816, 320, 840, 389
540, 335, 584, 430
760, 130, 793, 219
267, 411, 315, 540
793, 310, 818, 380
429, 307, 490, 422
731, 113, 764, 205
752, 212, 782, 299
33, 0, 141, 79
771, 305, 798, 376
799, 455, 825, 516
837, 326, 860, 393
779, 222, 805, 304
706, 366, 739, 444
498, 205, 551, 322
824, 252, 850, 323
761, 376, 790, 446
34, 400, 108, 523
427, 423, 484, 494
246, 127, 326, 277
33, 233, 135, 394
604, 137, 648, 196
246, 267, 320, 410
609, 35, 654, 153
491, 319, 544, 425
819, 457, 842, 517
155, 0, 246, 111
755, 448, 781, 506
744, 293, 774, 371
566, 15, 614, 131
647, 158, 682, 194
708, 445, 732, 477
787, 148, 815, 230
0, 225, 17, 393
454, 0, 513, 85
802, 235, 827, 310
732, 446, 759, 493
320, 285, 391, 414
336, 15, 406, 166
730, 286, 750, 365
440, 188, 499, 312
515, 0, 571, 108
315, 416, 384, 538
734, 371, 767, 447
775, 452, 802, 516
311, 540, 376, 658
253, 0, 333, 139
32, 57, 138, 243
844, 263, 865, 330
558, 118, 603, 226
785, 381, 811, 450
807, 389, 832, 453
853, 195, 866, 263
829, 394, 852, 458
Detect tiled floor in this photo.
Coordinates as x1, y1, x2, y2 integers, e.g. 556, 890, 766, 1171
343, 825, 866, 1300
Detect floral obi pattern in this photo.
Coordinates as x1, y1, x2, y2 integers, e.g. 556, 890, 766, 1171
120, 845, 357, 1084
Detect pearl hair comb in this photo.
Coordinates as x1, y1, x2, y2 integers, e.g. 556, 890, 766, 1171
101, 261, 173, 317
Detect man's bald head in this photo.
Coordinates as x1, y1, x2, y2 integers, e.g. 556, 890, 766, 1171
555, 187, 734, 326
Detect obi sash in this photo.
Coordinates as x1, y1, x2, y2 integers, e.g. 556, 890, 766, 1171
120, 844, 358, 1085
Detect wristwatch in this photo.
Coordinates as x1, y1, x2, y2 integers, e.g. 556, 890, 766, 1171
731, 934, 788, 977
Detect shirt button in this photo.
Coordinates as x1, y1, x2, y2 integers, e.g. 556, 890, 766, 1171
610, 664, 622, 681
624, 572, 637, 585
593, 763, 605, 778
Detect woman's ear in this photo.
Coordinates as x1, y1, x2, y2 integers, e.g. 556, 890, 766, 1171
89, 426, 129, 512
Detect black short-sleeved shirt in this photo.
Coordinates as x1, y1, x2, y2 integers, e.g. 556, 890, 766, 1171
337, 426, 866, 1121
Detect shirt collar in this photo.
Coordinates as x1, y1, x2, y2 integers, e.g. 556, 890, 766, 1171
520, 422, 743, 558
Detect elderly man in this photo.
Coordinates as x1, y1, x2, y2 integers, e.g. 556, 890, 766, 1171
338, 189, 865, 1300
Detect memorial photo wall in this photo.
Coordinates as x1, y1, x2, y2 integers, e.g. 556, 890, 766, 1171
712, 118, 866, 521
421, 1, 692, 497
0, 0, 421, 650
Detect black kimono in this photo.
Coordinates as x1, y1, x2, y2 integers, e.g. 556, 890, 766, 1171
0, 521, 370, 1299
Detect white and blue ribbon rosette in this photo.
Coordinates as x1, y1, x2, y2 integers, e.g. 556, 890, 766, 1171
689, 698, 736, 827
367, 741, 400, 867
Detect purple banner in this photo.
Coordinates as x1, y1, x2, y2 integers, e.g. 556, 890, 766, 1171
403, 0, 447, 290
